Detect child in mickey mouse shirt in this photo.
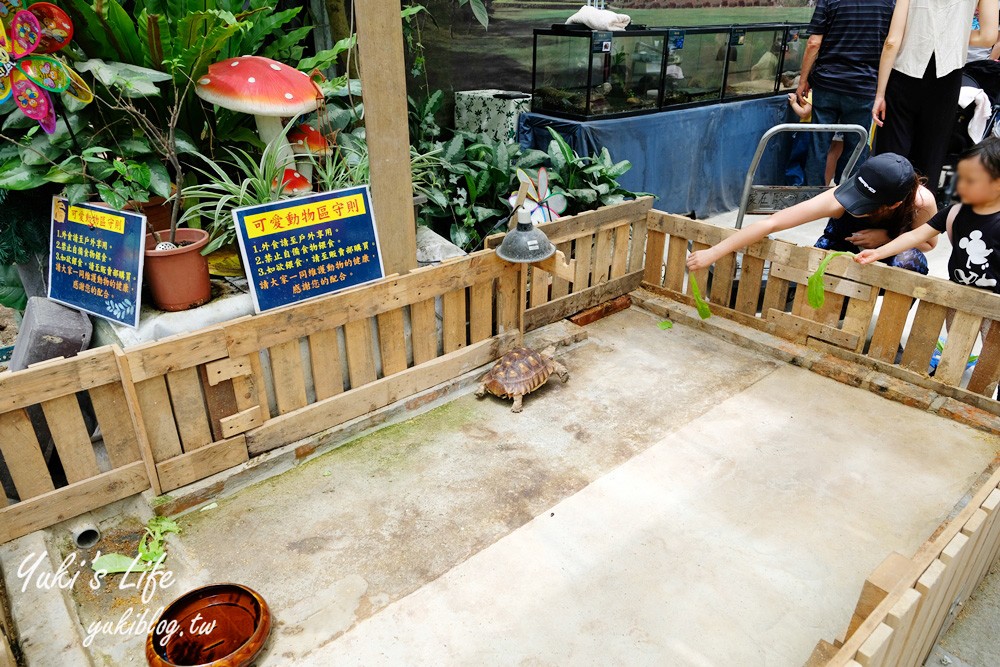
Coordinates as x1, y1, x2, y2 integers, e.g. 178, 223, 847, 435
856, 138, 1000, 301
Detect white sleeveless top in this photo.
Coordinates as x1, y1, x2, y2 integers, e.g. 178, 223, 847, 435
894, 0, 980, 78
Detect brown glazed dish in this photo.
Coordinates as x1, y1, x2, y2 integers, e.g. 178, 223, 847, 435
145, 583, 271, 667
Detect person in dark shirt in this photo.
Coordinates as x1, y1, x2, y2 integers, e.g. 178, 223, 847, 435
857, 138, 1000, 296
686, 153, 938, 273
797, 0, 895, 187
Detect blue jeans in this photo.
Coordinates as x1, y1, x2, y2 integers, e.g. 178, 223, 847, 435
805, 86, 873, 187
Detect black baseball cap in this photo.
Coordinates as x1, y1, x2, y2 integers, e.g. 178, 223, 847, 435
834, 153, 915, 216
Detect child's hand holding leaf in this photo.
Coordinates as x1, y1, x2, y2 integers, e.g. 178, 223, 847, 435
854, 249, 881, 265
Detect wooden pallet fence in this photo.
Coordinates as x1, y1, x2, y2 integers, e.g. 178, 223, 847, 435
120, 328, 256, 494
220, 249, 522, 455
486, 197, 654, 331
818, 466, 1000, 666
642, 211, 1000, 411
0, 348, 152, 543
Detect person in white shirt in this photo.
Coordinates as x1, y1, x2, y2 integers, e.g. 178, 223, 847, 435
872, 0, 999, 196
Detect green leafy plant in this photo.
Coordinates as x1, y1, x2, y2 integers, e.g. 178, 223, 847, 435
543, 127, 649, 212
178, 120, 301, 255
0, 56, 190, 231
689, 275, 712, 319
0, 186, 61, 310
458, 0, 489, 27
807, 251, 852, 310
0, 265, 26, 312
79, 151, 172, 211
91, 516, 181, 575
417, 131, 547, 250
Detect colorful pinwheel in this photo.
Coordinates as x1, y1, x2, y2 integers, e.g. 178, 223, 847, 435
0, 2, 91, 134
507, 167, 567, 224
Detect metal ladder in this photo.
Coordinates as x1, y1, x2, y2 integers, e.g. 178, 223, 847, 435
735, 122, 870, 229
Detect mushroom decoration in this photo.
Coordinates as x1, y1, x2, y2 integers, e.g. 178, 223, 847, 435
273, 169, 311, 196
195, 56, 320, 172
287, 123, 333, 184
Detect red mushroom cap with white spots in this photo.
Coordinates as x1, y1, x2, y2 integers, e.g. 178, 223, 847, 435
288, 124, 332, 154
273, 169, 312, 195
195, 56, 320, 116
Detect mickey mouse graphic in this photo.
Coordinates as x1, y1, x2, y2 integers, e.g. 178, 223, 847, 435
956, 230, 998, 288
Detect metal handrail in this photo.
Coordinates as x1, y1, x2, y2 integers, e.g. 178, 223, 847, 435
735, 123, 869, 229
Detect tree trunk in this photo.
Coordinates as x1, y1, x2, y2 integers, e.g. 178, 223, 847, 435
322, 0, 357, 77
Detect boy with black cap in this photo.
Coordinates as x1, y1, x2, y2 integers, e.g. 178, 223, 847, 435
686, 153, 938, 273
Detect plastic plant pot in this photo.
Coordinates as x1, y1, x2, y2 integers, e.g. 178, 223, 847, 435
143, 228, 212, 312
145, 583, 271, 667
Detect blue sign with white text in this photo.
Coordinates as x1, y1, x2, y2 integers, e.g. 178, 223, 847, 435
232, 186, 386, 313
48, 198, 145, 328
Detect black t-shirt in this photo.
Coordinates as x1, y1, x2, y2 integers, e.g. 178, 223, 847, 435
928, 204, 1000, 293
822, 211, 891, 251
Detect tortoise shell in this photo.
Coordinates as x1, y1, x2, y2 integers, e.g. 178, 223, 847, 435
481, 347, 555, 398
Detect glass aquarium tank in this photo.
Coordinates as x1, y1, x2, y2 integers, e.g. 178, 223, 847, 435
722, 25, 788, 100
532, 26, 667, 120
660, 27, 730, 108
530, 23, 812, 120
777, 25, 811, 92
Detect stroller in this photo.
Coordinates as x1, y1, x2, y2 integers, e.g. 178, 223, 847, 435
939, 59, 1000, 205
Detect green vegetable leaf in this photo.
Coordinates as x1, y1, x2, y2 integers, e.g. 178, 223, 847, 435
657, 320, 673, 330
807, 251, 853, 310
92, 553, 151, 574
689, 275, 712, 319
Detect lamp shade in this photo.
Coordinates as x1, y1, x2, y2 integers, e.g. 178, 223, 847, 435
496, 208, 556, 264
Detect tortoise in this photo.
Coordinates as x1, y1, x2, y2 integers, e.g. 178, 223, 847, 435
475, 346, 569, 413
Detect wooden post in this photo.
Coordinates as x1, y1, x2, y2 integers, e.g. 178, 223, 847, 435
355, 0, 418, 276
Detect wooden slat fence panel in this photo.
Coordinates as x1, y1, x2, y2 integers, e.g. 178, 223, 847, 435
0, 348, 152, 543
486, 198, 655, 332
642, 210, 1000, 411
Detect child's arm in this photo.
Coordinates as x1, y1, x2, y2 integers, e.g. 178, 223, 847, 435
787, 93, 810, 119
687, 189, 844, 271
855, 223, 940, 265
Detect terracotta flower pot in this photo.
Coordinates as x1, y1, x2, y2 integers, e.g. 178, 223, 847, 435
144, 229, 212, 312
145, 583, 271, 667
136, 196, 174, 233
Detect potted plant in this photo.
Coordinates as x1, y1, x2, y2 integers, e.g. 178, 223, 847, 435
177, 120, 311, 258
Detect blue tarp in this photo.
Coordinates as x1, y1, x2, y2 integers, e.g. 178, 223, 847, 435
519, 96, 792, 219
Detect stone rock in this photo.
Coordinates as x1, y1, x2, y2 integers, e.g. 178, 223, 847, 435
416, 225, 467, 266
10, 297, 92, 372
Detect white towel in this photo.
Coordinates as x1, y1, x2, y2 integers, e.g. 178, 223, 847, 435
565, 5, 631, 31
959, 86, 993, 142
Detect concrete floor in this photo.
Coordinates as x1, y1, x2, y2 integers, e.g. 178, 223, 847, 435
50, 306, 1000, 666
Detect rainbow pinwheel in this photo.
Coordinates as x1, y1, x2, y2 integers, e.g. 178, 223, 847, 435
507, 167, 567, 224
0, 2, 91, 134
